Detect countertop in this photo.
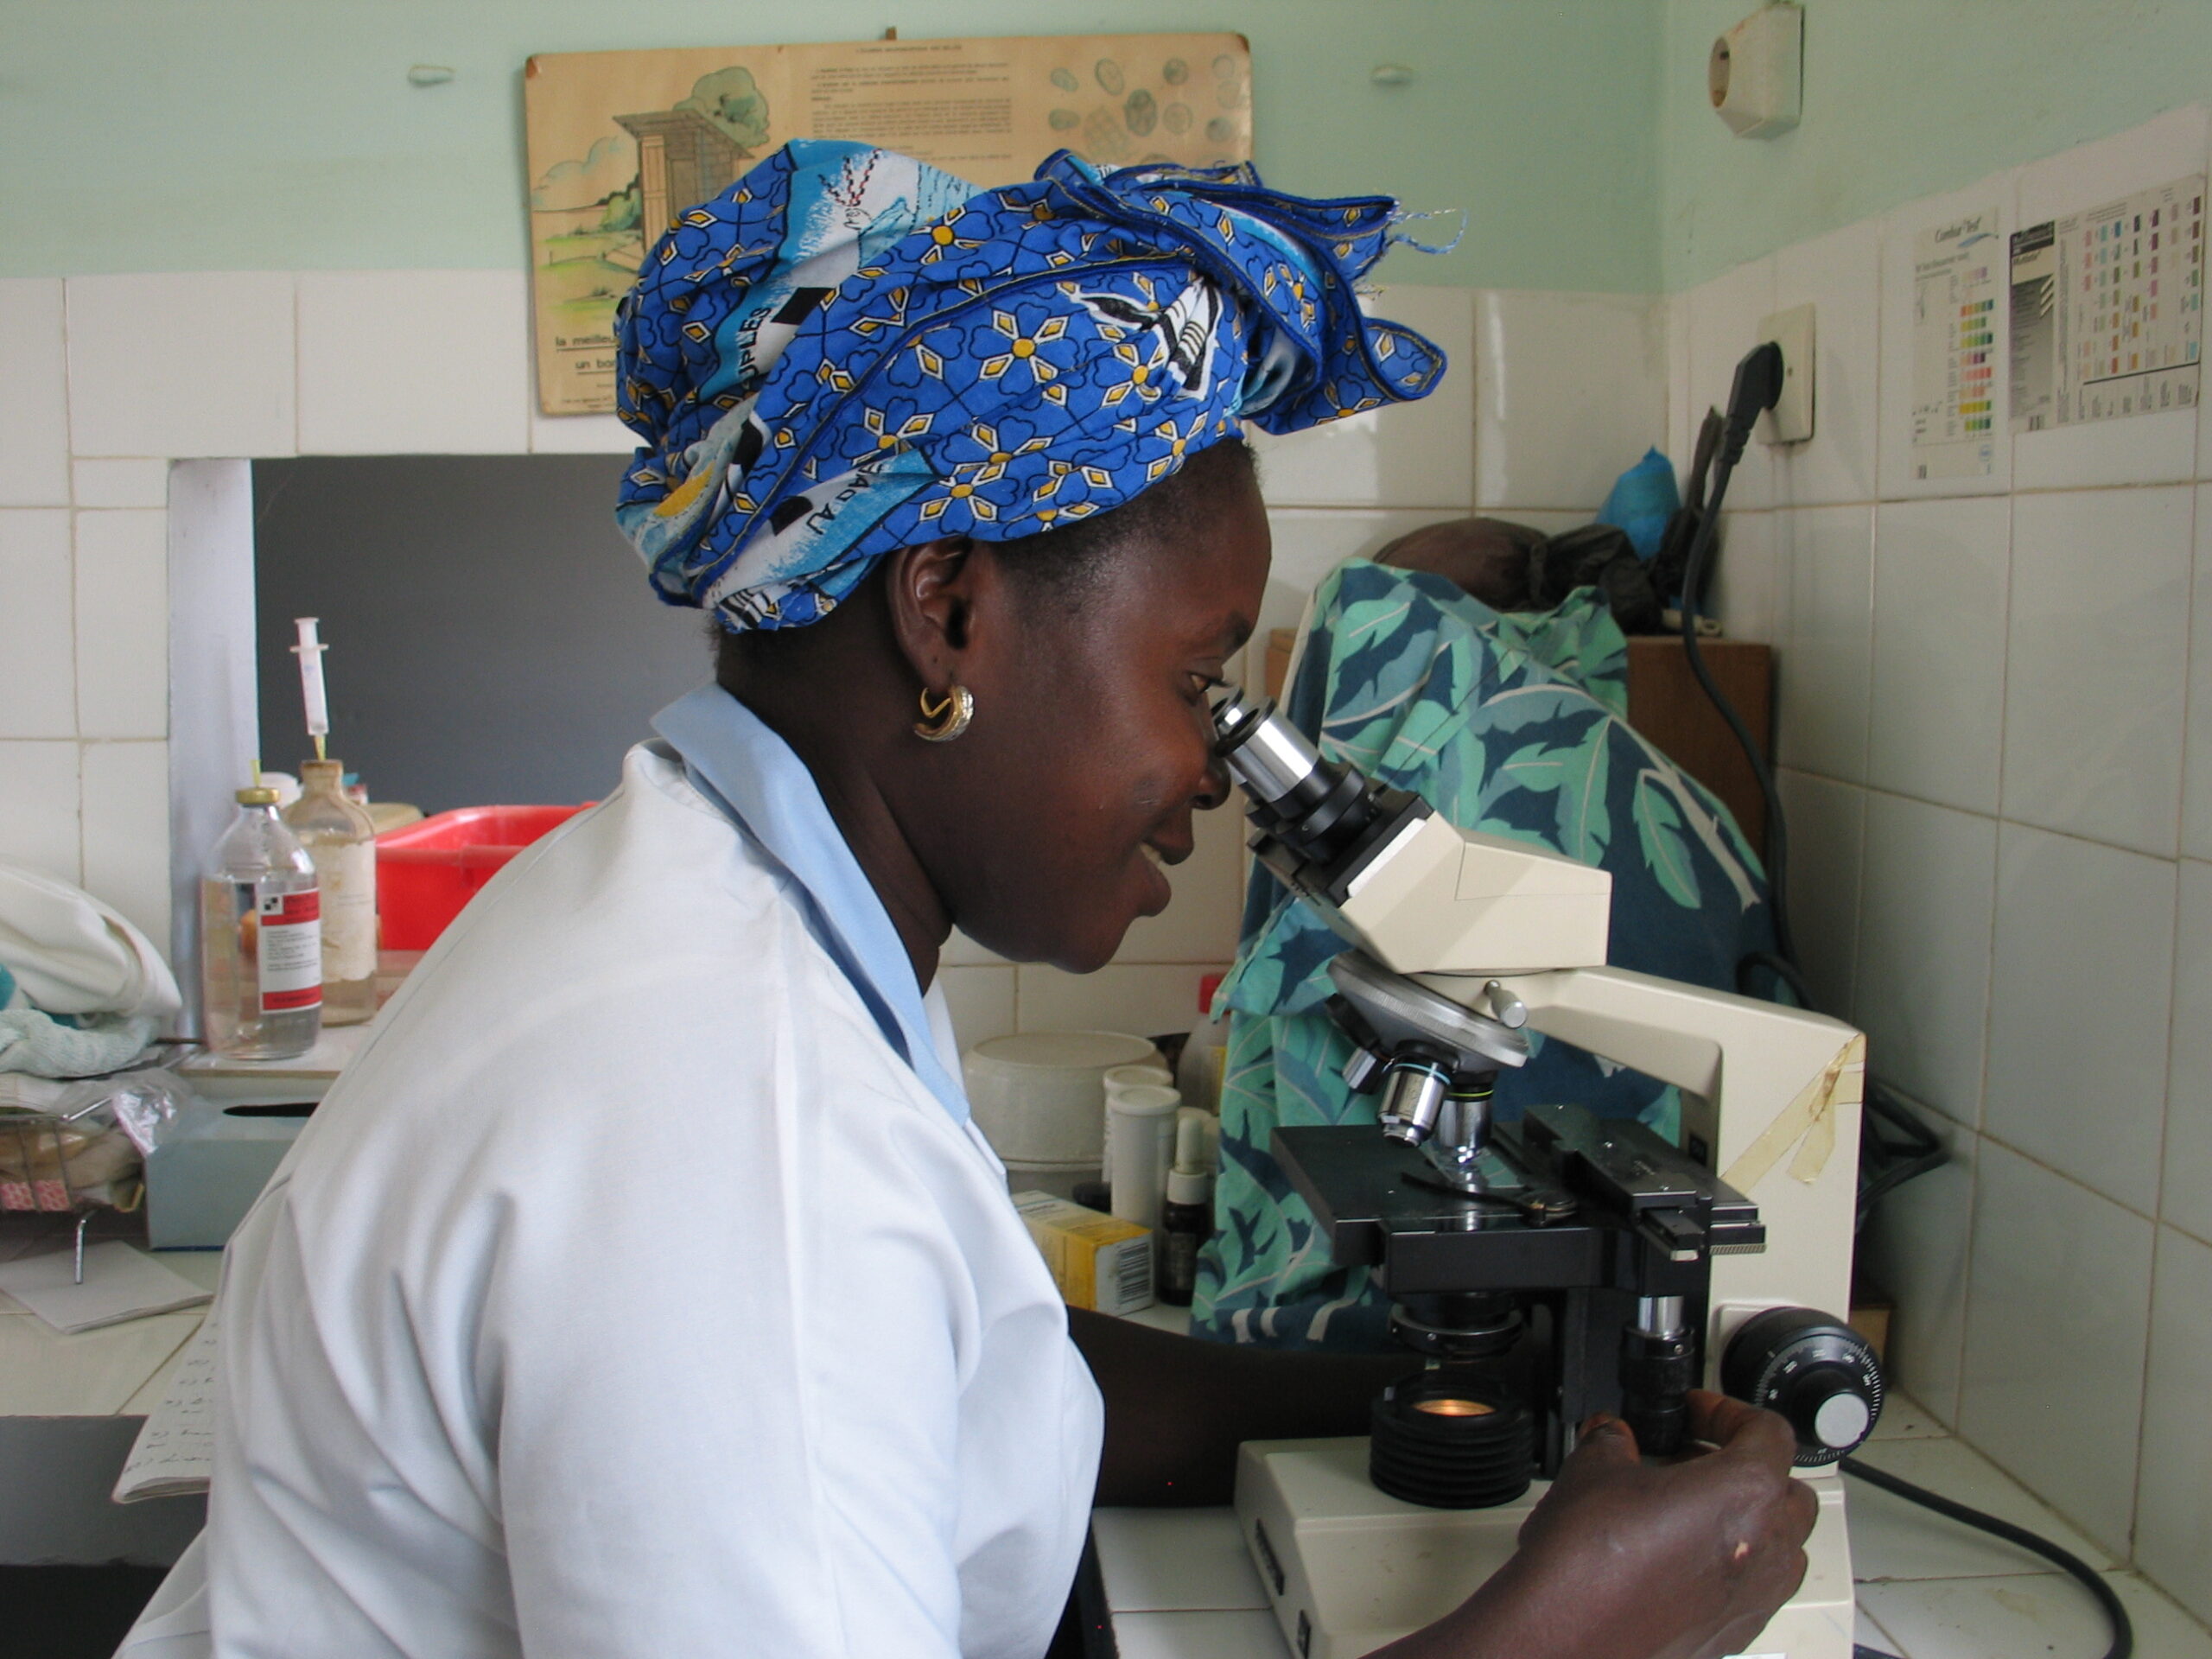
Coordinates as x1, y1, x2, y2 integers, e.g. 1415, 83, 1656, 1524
1087, 1397, 2212, 1659
7, 1249, 2209, 1656
0, 1217, 219, 1417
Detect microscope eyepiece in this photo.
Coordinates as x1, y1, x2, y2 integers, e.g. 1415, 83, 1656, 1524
1208, 686, 1418, 882
1209, 686, 1325, 808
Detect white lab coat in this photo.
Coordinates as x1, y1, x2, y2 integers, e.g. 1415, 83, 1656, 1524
122, 740, 1103, 1657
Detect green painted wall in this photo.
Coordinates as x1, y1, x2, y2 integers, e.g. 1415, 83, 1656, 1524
0, 0, 1662, 292
1660, 0, 2212, 290
18, 2, 2209, 297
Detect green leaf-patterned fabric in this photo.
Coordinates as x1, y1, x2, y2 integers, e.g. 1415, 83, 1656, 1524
1192, 561, 1773, 1349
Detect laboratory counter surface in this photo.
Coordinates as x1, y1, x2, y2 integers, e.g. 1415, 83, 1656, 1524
0, 1217, 219, 1566
7, 1237, 2210, 1654
1090, 1393, 2212, 1659
0, 1221, 223, 1420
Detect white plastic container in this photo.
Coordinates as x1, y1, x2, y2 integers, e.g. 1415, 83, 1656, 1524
1105, 1063, 1174, 1095
962, 1031, 1160, 1166
1100, 1062, 1174, 1182
1108, 1084, 1182, 1231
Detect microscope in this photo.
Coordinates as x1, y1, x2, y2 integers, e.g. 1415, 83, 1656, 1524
1209, 687, 1878, 1659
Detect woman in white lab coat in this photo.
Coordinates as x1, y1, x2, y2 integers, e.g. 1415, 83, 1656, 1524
122, 142, 1813, 1659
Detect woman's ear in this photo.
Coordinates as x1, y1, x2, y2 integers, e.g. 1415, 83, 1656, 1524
881, 535, 981, 684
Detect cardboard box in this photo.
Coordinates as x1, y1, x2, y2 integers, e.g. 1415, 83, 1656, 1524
1013, 1192, 1155, 1316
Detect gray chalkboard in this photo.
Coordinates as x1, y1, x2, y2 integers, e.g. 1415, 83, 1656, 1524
253, 455, 709, 816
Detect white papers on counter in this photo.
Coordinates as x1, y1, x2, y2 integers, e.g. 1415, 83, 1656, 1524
0, 1240, 213, 1334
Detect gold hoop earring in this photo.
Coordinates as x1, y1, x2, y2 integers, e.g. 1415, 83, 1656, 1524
914, 684, 975, 743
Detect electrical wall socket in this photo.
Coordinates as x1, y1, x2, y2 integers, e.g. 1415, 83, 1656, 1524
1758, 302, 1815, 444
1709, 3, 1803, 139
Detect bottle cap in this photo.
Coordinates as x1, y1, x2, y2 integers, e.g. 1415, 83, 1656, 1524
1174, 1109, 1207, 1172
301, 759, 345, 785
1166, 1167, 1213, 1207
1108, 1084, 1180, 1118
235, 785, 280, 805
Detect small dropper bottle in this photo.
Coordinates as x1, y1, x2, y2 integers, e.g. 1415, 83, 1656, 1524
1156, 1111, 1215, 1306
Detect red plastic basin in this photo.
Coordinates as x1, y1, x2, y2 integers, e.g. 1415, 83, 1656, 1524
375, 804, 589, 950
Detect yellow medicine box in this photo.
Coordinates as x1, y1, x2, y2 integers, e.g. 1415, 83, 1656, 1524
1012, 1192, 1155, 1317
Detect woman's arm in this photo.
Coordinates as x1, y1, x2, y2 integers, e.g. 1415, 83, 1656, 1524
1067, 1309, 1404, 1505
1070, 1318, 1817, 1659
1374, 1396, 1819, 1659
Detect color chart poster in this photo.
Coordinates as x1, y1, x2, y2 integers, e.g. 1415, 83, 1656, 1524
1910, 207, 2004, 480
2011, 172, 2204, 432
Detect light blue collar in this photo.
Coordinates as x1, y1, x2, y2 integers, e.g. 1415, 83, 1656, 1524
652, 684, 969, 1125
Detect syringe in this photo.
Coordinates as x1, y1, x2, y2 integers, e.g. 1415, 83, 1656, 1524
291, 617, 329, 763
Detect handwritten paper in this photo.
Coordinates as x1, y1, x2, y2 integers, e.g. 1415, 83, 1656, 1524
113, 1312, 218, 1502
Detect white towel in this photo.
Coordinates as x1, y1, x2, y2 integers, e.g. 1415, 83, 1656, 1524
0, 860, 180, 1019
0, 1007, 161, 1077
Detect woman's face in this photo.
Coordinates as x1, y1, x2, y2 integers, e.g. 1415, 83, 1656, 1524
921, 471, 1271, 974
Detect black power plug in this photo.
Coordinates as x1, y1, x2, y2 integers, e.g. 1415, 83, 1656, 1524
1718, 340, 1785, 467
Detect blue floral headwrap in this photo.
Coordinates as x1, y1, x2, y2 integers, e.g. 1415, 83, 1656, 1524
615, 139, 1446, 632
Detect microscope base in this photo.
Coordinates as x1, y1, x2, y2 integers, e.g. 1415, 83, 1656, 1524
1232, 1437, 1856, 1659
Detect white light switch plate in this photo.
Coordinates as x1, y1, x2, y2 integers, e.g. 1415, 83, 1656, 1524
1758, 302, 1815, 444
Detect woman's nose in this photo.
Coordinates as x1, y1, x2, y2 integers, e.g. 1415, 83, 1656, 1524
1195, 750, 1233, 812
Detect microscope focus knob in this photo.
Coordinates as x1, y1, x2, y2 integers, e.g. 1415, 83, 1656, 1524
1720, 1306, 1884, 1466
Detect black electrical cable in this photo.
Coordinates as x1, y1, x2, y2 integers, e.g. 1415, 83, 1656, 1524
1678, 346, 1943, 1217
1853, 1088, 1948, 1224
1675, 346, 1795, 967
1841, 1456, 2133, 1659
1735, 947, 1814, 1011
1678, 340, 2133, 1659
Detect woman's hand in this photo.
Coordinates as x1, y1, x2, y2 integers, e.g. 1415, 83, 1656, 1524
1379, 1391, 1819, 1659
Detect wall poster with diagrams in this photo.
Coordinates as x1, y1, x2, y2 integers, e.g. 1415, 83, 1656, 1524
2011, 173, 2204, 432
524, 33, 1253, 416
1908, 207, 2005, 480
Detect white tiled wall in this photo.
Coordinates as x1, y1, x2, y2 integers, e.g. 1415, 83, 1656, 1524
66, 273, 297, 461
0, 273, 1663, 1064
1472, 289, 1666, 512
1676, 108, 2212, 1617
296, 270, 531, 456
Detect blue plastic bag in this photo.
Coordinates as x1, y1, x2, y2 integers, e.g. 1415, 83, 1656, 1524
1597, 447, 1681, 562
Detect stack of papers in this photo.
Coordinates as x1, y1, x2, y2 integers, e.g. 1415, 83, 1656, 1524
0, 1240, 213, 1334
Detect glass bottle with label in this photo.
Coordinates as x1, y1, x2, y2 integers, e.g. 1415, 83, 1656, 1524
283, 759, 379, 1026
201, 785, 322, 1059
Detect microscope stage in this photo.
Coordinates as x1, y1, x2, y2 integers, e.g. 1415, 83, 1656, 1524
1232, 1437, 1857, 1659
1272, 1113, 1763, 1298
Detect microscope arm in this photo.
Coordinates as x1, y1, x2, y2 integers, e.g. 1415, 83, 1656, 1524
1416, 965, 1866, 1357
